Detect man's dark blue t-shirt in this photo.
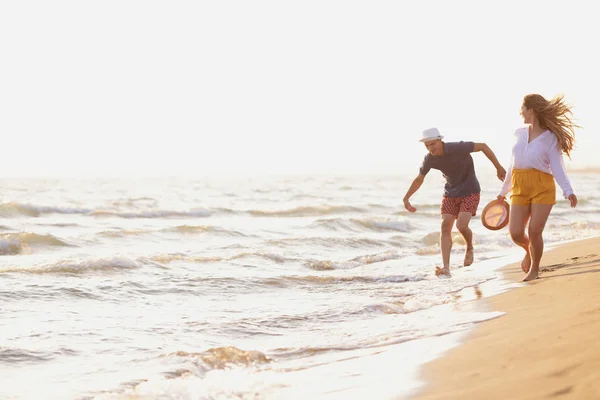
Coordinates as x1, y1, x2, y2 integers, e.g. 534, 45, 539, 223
419, 141, 481, 198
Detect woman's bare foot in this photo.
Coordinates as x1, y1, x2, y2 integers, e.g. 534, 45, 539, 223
521, 252, 531, 273
435, 266, 451, 277
522, 267, 539, 281
464, 248, 474, 266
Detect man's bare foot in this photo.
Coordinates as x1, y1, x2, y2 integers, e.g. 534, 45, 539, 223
522, 267, 539, 281
521, 252, 531, 273
464, 248, 474, 266
435, 266, 451, 277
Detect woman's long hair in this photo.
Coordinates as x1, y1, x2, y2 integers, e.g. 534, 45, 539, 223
523, 93, 580, 158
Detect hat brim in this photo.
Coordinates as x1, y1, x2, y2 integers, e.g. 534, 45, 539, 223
419, 135, 444, 143
481, 200, 510, 231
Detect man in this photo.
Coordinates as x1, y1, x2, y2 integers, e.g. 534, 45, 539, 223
403, 127, 506, 276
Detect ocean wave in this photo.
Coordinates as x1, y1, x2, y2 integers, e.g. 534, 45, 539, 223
281, 274, 423, 285
312, 217, 412, 233
99, 225, 247, 238
270, 326, 433, 360
0, 202, 91, 217
249, 205, 365, 217
415, 246, 440, 256
90, 209, 211, 219
229, 252, 289, 263
393, 203, 442, 212
304, 250, 401, 270
0, 232, 71, 255
168, 225, 247, 236
362, 295, 455, 315
149, 254, 225, 264
355, 218, 412, 232
0, 202, 212, 219
267, 236, 388, 249
548, 220, 600, 230
0, 238, 21, 255
93, 348, 271, 400
0, 201, 417, 221
163, 347, 272, 370
550, 208, 600, 217
148, 251, 291, 265
110, 197, 158, 208
421, 231, 466, 246
0, 347, 55, 364
290, 193, 333, 200
36, 222, 81, 228
417, 232, 518, 255
0, 257, 139, 274
0, 346, 78, 365
98, 229, 154, 238
273, 345, 359, 359
174, 272, 423, 293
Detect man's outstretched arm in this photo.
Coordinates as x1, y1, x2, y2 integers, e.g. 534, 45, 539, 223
474, 143, 506, 181
403, 174, 425, 212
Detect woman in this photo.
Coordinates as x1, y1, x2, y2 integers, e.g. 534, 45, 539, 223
497, 94, 579, 281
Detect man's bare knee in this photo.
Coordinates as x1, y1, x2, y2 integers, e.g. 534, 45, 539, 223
441, 221, 454, 235
456, 221, 470, 234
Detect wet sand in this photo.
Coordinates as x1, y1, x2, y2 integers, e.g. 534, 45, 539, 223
414, 236, 600, 400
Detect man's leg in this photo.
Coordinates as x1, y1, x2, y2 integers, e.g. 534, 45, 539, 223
456, 193, 479, 266
436, 213, 456, 276
456, 211, 473, 266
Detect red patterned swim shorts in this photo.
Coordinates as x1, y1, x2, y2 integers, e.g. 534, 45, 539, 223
441, 192, 480, 217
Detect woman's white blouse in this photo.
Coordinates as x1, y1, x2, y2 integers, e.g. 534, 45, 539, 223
499, 126, 574, 199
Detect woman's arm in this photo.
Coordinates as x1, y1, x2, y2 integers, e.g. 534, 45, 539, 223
549, 143, 575, 205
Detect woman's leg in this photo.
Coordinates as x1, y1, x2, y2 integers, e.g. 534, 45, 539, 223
523, 204, 553, 281
509, 204, 531, 273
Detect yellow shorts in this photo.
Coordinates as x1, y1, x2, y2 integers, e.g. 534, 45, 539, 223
510, 168, 556, 206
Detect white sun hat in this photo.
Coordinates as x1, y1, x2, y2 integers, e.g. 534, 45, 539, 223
419, 127, 444, 142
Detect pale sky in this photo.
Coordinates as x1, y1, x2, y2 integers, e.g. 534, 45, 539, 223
1, 0, 598, 177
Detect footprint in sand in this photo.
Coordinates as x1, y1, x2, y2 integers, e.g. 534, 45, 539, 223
569, 253, 598, 261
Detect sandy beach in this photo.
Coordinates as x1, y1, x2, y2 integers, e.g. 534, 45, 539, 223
414, 235, 600, 400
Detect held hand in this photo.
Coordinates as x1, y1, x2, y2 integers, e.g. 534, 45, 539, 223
568, 194, 578, 208
403, 198, 417, 213
496, 195, 506, 204
496, 166, 507, 181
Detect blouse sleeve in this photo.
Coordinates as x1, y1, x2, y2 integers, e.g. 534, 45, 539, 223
498, 129, 520, 197
498, 161, 513, 197
548, 143, 574, 199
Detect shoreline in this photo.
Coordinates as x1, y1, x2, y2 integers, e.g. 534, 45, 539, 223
411, 235, 600, 400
